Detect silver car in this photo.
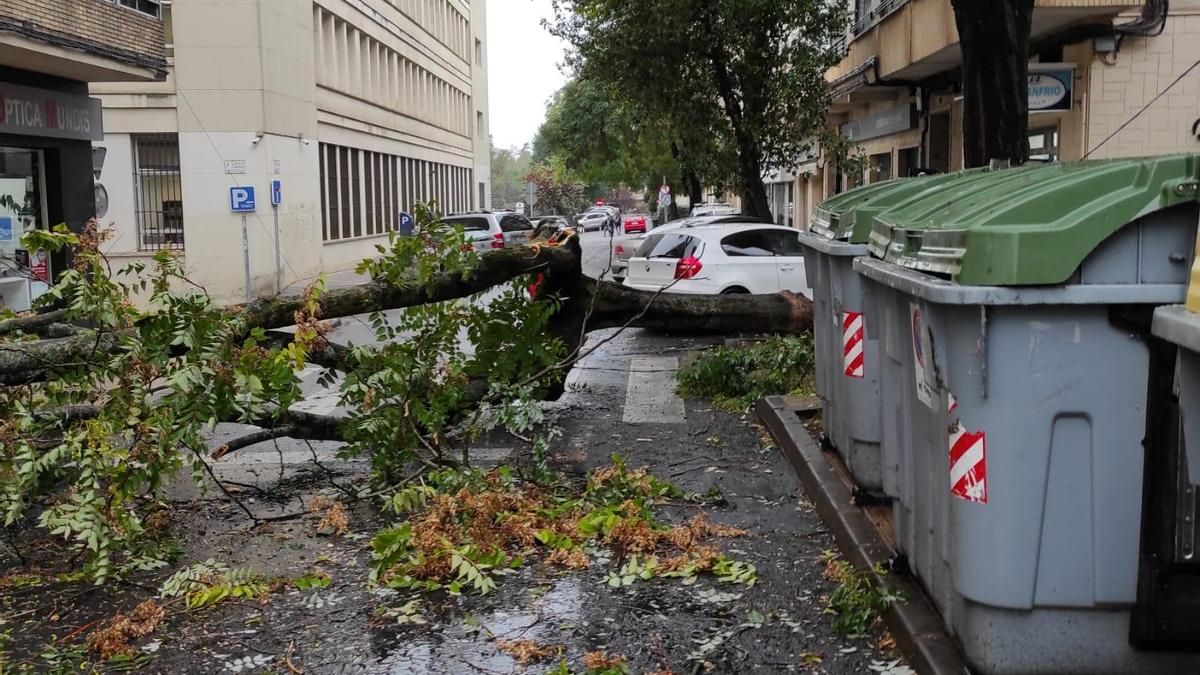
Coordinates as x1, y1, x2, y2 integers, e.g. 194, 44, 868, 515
609, 215, 766, 280
575, 211, 610, 232
440, 211, 535, 252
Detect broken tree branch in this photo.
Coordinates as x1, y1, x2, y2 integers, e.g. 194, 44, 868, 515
0, 309, 69, 337
211, 426, 299, 461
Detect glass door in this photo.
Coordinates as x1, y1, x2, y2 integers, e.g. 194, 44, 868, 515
0, 148, 48, 312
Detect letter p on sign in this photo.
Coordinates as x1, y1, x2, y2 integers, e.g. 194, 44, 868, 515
230, 186, 256, 213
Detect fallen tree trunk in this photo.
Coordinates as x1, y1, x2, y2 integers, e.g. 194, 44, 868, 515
589, 280, 812, 335
0, 233, 813, 385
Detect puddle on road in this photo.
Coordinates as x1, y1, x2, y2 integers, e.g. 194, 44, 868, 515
366, 576, 586, 673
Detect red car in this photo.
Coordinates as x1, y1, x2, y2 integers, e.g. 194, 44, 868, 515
623, 214, 648, 234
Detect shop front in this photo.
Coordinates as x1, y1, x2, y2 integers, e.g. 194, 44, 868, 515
0, 68, 102, 312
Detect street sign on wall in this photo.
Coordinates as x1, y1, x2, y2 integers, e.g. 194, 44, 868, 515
1029, 65, 1074, 113
230, 186, 257, 213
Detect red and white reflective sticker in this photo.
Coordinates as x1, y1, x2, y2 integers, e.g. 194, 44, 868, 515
842, 311, 865, 378
949, 422, 987, 504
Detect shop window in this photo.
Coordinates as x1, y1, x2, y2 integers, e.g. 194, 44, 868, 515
869, 152, 893, 183
133, 134, 183, 251
895, 147, 916, 177
113, 0, 162, 19
1029, 127, 1060, 162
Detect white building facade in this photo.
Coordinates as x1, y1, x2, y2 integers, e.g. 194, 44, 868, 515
92, 0, 491, 303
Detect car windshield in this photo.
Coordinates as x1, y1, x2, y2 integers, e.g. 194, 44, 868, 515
440, 216, 490, 232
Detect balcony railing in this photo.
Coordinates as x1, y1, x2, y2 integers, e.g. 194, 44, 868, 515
851, 0, 911, 37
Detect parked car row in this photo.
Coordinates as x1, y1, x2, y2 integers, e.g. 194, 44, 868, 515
435, 208, 813, 301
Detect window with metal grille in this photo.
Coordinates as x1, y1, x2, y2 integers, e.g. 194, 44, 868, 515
133, 134, 184, 251
113, 0, 162, 19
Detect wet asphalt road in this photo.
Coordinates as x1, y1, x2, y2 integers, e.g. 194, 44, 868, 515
126, 326, 900, 674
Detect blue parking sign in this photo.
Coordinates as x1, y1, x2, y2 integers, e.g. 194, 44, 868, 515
230, 186, 256, 213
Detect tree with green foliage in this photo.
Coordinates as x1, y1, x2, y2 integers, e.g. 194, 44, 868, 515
490, 142, 534, 210
550, 0, 846, 220
533, 78, 725, 212
524, 159, 590, 216
0, 216, 814, 583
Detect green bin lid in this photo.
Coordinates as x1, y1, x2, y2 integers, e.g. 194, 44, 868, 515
812, 169, 992, 243
866, 154, 1200, 286
811, 179, 905, 240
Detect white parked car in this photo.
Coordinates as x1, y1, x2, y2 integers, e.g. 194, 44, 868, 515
609, 214, 765, 281
624, 224, 811, 297
690, 202, 739, 218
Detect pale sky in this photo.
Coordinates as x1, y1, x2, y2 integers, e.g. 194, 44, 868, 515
486, 0, 570, 150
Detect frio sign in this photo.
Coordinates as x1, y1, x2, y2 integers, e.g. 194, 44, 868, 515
1028, 66, 1073, 113
0, 83, 104, 142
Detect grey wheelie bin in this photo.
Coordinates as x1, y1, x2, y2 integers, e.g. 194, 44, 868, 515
802, 169, 996, 493
852, 155, 1200, 674
1133, 301, 1200, 652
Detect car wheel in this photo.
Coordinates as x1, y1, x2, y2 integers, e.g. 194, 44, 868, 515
720, 286, 749, 295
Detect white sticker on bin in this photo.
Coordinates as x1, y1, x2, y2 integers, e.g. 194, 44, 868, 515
910, 304, 935, 409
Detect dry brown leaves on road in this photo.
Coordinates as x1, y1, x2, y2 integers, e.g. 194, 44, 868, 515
86, 599, 166, 659
496, 639, 560, 664
583, 651, 629, 670
310, 496, 350, 536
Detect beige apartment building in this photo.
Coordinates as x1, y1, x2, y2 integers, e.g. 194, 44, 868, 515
91, 0, 491, 303
786, 0, 1200, 229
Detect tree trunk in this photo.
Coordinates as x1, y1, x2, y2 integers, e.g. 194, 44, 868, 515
703, 38, 772, 220
740, 179, 771, 223
684, 169, 703, 210
669, 141, 700, 217
951, 0, 1035, 168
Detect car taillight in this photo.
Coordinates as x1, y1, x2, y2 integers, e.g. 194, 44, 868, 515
491, 233, 505, 249
615, 244, 625, 255
674, 255, 703, 280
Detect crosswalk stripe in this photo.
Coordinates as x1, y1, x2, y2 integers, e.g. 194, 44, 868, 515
622, 356, 686, 424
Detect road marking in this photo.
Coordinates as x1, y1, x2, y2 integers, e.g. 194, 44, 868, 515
623, 356, 686, 424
